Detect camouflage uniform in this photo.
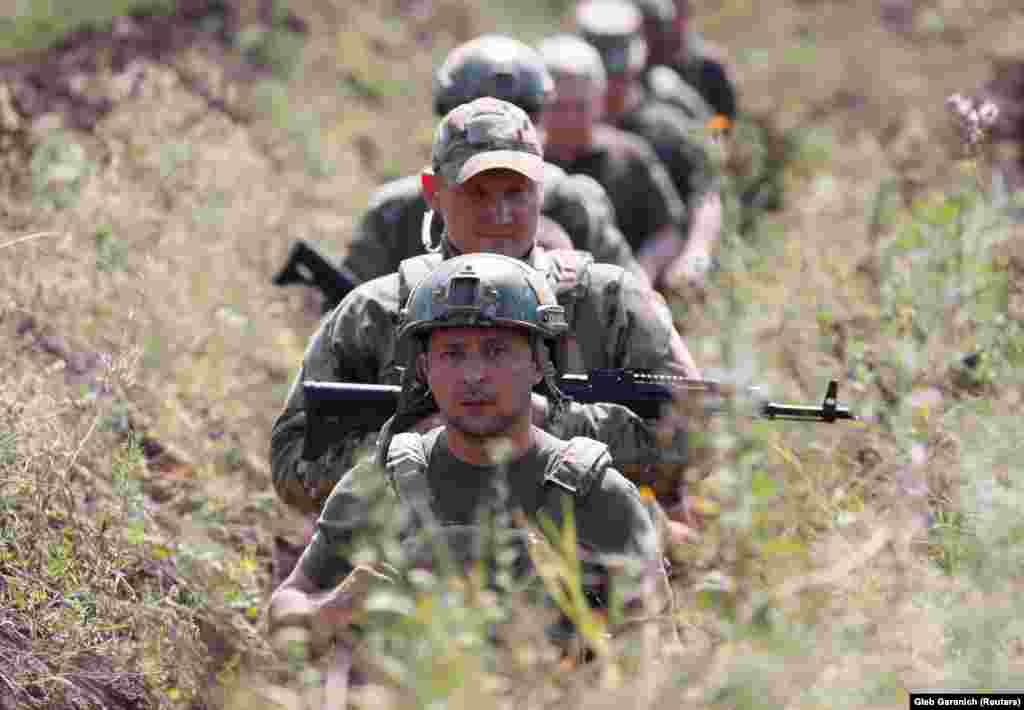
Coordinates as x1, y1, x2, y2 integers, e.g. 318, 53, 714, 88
536, 34, 687, 254
664, 31, 737, 122
615, 96, 718, 212
633, 0, 737, 121
340, 34, 642, 284
342, 166, 638, 283
549, 125, 686, 253
271, 99, 692, 516
297, 253, 674, 644
578, 0, 719, 214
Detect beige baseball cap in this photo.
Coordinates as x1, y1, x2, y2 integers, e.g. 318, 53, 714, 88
431, 96, 545, 184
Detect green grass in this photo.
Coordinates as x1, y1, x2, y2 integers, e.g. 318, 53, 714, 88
0, 0, 174, 56
4, 0, 1024, 707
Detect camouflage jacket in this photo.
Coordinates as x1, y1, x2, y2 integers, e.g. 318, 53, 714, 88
271, 245, 692, 515
664, 32, 737, 121
547, 124, 686, 252
614, 92, 719, 212
341, 163, 642, 283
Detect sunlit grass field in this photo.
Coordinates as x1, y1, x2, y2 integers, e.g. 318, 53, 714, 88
2, 0, 1024, 707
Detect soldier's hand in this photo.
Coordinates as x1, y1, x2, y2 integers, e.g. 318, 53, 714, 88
320, 563, 397, 625
531, 392, 550, 426
664, 250, 712, 295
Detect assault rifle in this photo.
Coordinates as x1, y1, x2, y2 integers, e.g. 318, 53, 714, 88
272, 240, 361, 313
301, 369, 857, 460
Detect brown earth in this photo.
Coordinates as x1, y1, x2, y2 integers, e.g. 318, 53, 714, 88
2, 0, 1024, 708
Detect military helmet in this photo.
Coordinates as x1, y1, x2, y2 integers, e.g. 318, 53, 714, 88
434, 34, 556, 118
397, 253, 568, 345
633, 0, 676, 29
576, 0, 648, 76
537, 34, 608, 93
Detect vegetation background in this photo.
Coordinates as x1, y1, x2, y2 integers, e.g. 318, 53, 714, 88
2, 0, 1024, 708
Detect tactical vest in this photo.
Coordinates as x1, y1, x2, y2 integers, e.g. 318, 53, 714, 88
396, 248, 596, 372
385, 429, 612, 531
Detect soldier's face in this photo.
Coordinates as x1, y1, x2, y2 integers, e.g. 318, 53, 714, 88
605, 73, 635, 117
673, 0, 692, 47
420, 327, 542, 439
426, 168, 541, 259
542, 76, 603, 160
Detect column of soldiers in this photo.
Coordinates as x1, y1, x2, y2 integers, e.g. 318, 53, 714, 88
268, 0, 739, 691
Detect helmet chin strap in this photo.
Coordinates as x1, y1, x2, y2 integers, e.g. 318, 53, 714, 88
421, 210, 443, 253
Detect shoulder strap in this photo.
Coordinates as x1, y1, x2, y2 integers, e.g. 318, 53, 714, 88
543, 436, 611, 500
386, 428, 443, 528
535, 248, 595, 371
537, 248, 594, 323
398, 253, 444, 306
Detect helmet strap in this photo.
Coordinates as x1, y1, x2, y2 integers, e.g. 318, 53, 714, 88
421, 210, 443, 253
532, 336, 569, 424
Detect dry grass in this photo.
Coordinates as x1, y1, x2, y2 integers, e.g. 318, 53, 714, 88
3, 0, 1024, 708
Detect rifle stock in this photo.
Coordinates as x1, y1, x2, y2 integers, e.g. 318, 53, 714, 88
272, 240, 361, 313
301, 369, 856, 460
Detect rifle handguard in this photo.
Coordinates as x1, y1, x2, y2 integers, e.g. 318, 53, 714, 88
300, 372, 858, 462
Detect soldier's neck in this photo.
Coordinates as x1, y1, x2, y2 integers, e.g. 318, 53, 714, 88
446, 420, 536, 467
442, 237, 538, 264
544, 140, 591, 166
606, 83, 644, 122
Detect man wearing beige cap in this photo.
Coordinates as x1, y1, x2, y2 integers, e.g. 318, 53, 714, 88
338, 35, 644, 290
270, 98, 699, 535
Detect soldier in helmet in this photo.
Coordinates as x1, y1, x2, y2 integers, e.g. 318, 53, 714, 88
268, 252, 675, 671
536, 33, 690, 283
341, 34, 645, 285
635, 0, 737, 122
577, 0, 723, 290
270, 98, 699, 538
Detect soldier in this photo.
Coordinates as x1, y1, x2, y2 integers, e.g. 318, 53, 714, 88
270, 98, 699, 533
268, 253, 675, 679
341, 34, 646, 286
635, 0, 737, 122
537, 33, 690, 283
627, 0, 716, 123
577, 0, 723, 290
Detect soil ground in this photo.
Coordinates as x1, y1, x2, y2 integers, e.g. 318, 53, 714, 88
2, 0, 1023, 707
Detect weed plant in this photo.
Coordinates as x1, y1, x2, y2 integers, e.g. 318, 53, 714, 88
0, 0, 174, 55
3, 1, 1024, 708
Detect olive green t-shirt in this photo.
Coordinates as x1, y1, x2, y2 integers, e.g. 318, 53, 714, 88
299, 428, 660, 591
614, 93, 718, 212
549, 124, 686, 252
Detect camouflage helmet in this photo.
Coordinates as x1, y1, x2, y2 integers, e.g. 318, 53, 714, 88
434, 34, 556, 118
398, 253, 568, 345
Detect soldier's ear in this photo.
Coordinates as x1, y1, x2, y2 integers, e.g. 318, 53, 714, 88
421, 169, 443, 211
416, 352, 430, 383
530, 340, 547, 386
